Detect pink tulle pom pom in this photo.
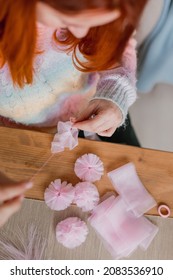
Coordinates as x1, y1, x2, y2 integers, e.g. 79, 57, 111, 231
74, 153, 104, 182
44, 179, 75, 211
74, 182, 100, 212
56, 217, 88, 248
51, 121, 78, 154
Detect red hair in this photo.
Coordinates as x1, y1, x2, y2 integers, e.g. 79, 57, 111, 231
0, 0, 147, 87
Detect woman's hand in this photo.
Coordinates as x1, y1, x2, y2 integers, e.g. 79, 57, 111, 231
71, 99, 123, 137
0, 181, 33, 227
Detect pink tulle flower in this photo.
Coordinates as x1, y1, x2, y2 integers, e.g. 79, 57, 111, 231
74, 182, 100, 212
51, 121, 78, 154
56, 217, 88, 248
74, 153, 104, 182
44, 179, 75, 211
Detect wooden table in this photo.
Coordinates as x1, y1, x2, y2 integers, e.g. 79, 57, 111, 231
0, 126, 173, 217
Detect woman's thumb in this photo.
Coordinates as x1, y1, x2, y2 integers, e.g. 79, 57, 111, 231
70, 103, 95, 123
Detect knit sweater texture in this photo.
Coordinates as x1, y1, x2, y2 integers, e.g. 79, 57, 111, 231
0, 24, 137, 127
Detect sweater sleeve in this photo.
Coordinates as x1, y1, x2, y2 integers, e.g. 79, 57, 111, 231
91, 37, 137, 126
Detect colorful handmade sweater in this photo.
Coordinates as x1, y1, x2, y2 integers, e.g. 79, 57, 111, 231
0, 24, 137, 127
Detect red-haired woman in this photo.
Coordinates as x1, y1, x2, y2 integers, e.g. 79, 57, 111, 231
0, 0, 147, 226
0, 1, 147, 136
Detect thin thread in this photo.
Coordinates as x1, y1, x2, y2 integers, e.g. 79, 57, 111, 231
30, 154, 55, 182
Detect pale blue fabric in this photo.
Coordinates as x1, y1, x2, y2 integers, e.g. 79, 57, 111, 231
137, 0, 173, 93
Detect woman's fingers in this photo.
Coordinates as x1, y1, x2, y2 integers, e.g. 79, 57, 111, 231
72, 101, 98, 123
98, 127, 117, 137
0, 196, 24, 227
0, 181, 33, 202
0, 181, 33, 227
73, 110, 119, 134
73, 114, 104, 132
73, 105, 115, 131
72, 99, 123, 136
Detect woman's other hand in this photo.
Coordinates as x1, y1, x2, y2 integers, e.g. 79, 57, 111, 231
71, 99, 123, 137
0, 181, 33, 227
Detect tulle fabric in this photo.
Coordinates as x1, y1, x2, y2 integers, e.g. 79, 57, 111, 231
44, 179, 75, 211
51, 121, 78, 153
108, 163, 156, 217
56, 217, 88, 249
74, 153, 104, 182
73, 182, 100, 212
88, 196, 158, 259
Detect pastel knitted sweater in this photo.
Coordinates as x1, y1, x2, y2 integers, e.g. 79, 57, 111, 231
0, 24, 137, 127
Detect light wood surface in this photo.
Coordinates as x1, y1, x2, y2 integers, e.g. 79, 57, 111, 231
0, 126, 173, 217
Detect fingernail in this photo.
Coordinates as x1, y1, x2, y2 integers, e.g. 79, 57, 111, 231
70, 117, 76, 122
24, 182, 33, 189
